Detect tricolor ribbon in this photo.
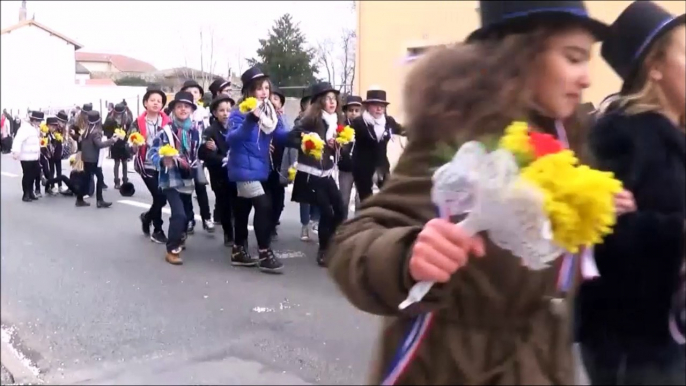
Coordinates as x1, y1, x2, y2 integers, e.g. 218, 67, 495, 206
381, 312, 435, 385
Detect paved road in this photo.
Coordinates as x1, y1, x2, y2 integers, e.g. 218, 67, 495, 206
1, 154, 378, 385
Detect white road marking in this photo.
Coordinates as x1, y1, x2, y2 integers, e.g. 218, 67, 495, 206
1, 171, 18, 177
117, 199, 254, 230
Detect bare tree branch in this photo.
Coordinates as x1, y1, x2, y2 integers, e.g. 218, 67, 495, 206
338, 29, 356, 94
316, 39, 335, 86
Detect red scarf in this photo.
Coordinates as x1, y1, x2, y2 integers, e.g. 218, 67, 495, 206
135, 110, 170, 168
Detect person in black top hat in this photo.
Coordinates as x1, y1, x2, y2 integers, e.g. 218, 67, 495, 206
325, 1, 618, 384
199, 94, 236, 247
180, 79, 209, 130
348, 88, 404, 205
12, 110, 43, 201
288, 81, 346, 267
42, 117, 64, 195
78, 110, 121, 208
103, 102, 132, 189
338, 95, 363, 219
576, 3, 685, 385
209, 77, 232, 98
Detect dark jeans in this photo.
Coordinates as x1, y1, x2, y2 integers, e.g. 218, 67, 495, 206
141, 171, 166, 232
20, 160, 40, 196
36, 154, 50, 192
233, 182, 270, 249
194, 182, 211, 222
267, 171, 285, 230
580, 340, 685, 385
210, 177, 235, 238
310, 175, 345, 251
163, 189, 193, 252
83, 162, 105, 201
48, 175, 79, 197
113, 159, 128, 183
48, 157, 62, 189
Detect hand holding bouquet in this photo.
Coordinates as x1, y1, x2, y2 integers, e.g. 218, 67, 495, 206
239, 97, 258, 114
114, 128, 127, 140
53, 132, 63, 142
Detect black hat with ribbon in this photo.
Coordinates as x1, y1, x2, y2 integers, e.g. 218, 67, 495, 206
343, 95, 363, 109
300, 86, 312, 106
209, 95, 236, 112
46, 117, 59, 126
271, 85, 286, 106
113, 103, 126, 114
168, 91, 198, 112
181, 79, 204, 96
143, 85, 167, 107
86, 110, 101, 125
28, 110, 44, 121
468, 1, 609, 42
119, 182, 135, 197
240, 66, 269, 94
601, 1, 685, 94
81, 103, 93, 114
56, 110, 69, 123
309, 82, 339, 103
363, 89, 390, 105
209, 78, 232, 97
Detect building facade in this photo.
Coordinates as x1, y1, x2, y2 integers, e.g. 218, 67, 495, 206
355, 1, 685, 122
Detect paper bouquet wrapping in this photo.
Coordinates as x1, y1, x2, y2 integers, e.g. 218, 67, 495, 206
39, 137, 48, 147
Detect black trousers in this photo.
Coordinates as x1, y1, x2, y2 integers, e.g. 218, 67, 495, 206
141, 171, 166, 232
309, 175, 345, 251
267, 170, 285, 230
193, 182, 211, 223
210, 176, 235, 238
48, 157, 63, 189
233, 182, 270, 250
353, 168, 389, 202
36, 154, 50, 192
47, 175, 80, 197
20, 160, 40, 196
83, 162, 105, 201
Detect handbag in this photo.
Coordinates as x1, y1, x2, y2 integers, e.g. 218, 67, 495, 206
236, 181, 265, 198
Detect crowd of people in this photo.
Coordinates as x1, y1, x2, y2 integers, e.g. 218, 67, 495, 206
4, 0, 684, 384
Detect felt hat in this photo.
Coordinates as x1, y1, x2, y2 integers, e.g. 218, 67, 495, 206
113, 103, 126, 114
240, 66, 269, 93
29, 111, 44, 121
46, 117, 59, 125
309, 82, 339, 102
271, 85, 286, 106
363, 89, 389, 105
209, 78, 232, 97
181, 79, 204, 96
119, 182, 135, 197
56, 111, 69, 123
86, 110, 101, 125
143, 86, 167, 107
343, 95, 363, 109
168, 91, 197, 112
209, 95, 236, 112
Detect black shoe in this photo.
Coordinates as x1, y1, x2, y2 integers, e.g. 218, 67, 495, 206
22, 195, 31, 202
223, 233, 233, 247
316, 250, 327, 267
75, 199, 91, 207
34, 190, 42, 198
96, 200, 112, 208
258, 250, 284, 274
102, 183, 109, 190
150, 229, 167, 244
29, 193, 39, 200
187, 221, 195, 235
231, 245, 257, 267
140, 213, 151, 236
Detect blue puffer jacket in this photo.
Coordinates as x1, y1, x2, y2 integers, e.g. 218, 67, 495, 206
226, 108, 289, 182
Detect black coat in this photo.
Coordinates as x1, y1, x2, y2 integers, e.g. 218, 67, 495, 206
349, 114, 403, 176
337, 118, 355, 172
198, 120, 230, 185
576, 111, 686, 345
103, 116, 131, 160
289, 117, 337, 173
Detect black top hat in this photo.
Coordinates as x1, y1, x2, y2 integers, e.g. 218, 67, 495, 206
210, 95, 236, 112
29, 111, 44, 121
46, 117, 59, 125
119, 182, 135, 197
601, 1, 685, 94
240, 66, 269, 93
56, 111, 69, 123
209, 78, 231, 97
86, 110, 101, 125
309, 82, 339, 102
113, 103, 126, 114
181, 79, 204, 96
343, 95, 363, 109
363, 90, 389, 105
168, 91, 198, 112
81, 103, 93, 113
468, 1, 609, 42
143, 86, 167, 107
271, 86, 286, 106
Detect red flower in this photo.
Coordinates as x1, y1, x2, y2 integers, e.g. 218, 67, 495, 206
529, 132, 565, 158
304, 139, 315, 150
336, 124, 344, 133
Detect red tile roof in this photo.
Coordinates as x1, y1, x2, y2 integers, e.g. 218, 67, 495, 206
81, 78, 117, 86
0, 19, 82, 50
75, 52, 157, 73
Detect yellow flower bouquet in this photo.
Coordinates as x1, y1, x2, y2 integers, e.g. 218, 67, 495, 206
158, 144, 179, 157
54, 132, 63, 142
128, 132, 145, 146
114, 128, 127, 139
239, 97, 258, 114
335, 124, 355, 145
301, 133, 325, 160
288, 166, 297, 182
40, 123, 49, 134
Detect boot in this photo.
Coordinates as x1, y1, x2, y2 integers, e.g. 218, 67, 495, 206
75, 199, 91, 207
22, 194, 31, 202
29, 191, 39, 200
96, 200, 112, 208
165, 248, 183, 265
258, 249, 284, 274
114, 178, 121, 190
231, 245, 257, 267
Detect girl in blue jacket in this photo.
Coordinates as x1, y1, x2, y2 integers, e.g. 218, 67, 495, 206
226, 66, 290, 274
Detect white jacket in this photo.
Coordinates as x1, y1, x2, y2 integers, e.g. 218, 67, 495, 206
11, 120, 40, 161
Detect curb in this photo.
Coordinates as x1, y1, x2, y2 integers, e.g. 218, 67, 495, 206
1, 363, 15, 385
0, 340, 41, 385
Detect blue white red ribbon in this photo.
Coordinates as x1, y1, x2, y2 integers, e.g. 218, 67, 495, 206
381, 312, 435, 385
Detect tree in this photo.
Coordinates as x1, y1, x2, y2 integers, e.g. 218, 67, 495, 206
315, 28, 356, 94
199, 26, 218, 89
339, 29, 356, 95
114, 76, 150, 87
315, 39, 336, 86
247, 14, 318, 97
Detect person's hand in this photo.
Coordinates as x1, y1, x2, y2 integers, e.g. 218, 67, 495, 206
177, 157, 190, 169
205, 140, 216, 151
162, 157, 175, 168
269, 143, 275, 153
408, 218, 486, 283
252, 104, 261, 118
327, 138, 336, 148
614, 189, 636, 216
276, 107, 284, 116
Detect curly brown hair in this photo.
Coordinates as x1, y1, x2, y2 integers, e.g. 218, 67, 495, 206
301, 91, 343, 129
402, 23, 591, 152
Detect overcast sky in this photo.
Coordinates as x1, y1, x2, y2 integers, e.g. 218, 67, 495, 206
1, 0, 355, 77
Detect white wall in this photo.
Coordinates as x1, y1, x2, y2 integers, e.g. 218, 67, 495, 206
75, 73, 90, 85
0, 25, 76, 113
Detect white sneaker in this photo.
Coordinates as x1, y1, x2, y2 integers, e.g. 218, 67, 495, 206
84, 195, 90, 199
300, 225, 310, 241
203, 219, 215, 233
310, 221, 319, 234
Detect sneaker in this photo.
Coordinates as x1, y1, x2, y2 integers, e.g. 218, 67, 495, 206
34, 190, 42, 198
231, 245, 257, 267
96, 200, 112, 208
317, 250, 327, 267
84, 195, 90, 199
45, 187, 56, 196
300, 225, 310, 241
258, 250, 284, 274
202, 219, 215, 233
140, 213, 151, 236
151, 229, 167, 244
311, 221, 319, 234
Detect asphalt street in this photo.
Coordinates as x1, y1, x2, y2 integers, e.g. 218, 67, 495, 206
0, 154, 378, 385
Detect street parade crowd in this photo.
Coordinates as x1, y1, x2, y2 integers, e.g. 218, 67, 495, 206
3, 1, 685, 385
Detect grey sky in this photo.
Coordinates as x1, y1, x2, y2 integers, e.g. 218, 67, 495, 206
1, 0, 355, 76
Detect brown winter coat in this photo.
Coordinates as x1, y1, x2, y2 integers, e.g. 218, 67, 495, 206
326, 51, 594, 385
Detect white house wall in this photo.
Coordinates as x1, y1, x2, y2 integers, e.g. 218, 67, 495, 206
0, 25, 76, 113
